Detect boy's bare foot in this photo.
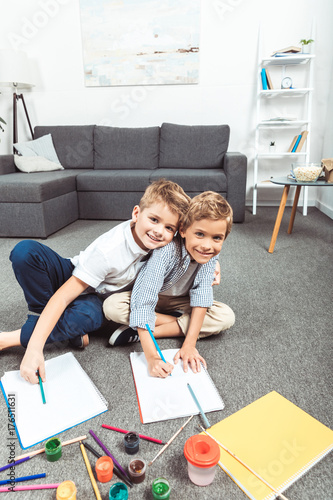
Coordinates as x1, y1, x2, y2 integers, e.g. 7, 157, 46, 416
0, 330, 22, 350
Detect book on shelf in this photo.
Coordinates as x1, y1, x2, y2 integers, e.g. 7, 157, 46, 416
262, 116, 297, 122
288, 135, 299, 152
271, 46, 301, 56
295, 130, 309, 152
261, 68, 268, 90
265, 68, 273, 89
291, 134, 302, 152
273, 54, 304, 58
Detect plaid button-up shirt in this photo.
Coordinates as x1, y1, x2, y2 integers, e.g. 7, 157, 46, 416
129, 234, 218, 331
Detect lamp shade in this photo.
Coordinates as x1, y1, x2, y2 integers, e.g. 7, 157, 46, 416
0, 49, 35, 89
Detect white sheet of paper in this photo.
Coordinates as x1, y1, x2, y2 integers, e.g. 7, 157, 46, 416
0, 352, 108, 449
130, 348, 224, 423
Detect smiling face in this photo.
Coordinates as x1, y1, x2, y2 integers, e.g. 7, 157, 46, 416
131, 202, 179, 251
179, 218, 227, 264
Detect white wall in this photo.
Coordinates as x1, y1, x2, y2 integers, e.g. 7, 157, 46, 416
1, 0, 332, 216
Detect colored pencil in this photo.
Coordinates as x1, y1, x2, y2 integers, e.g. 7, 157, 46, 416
0, 473, 46, 485
15, 434, 87, 461
83, 442, 133, 488
0, 483, 60, 492
89, 430, 130, 481
102, 424, 166, 445
200, 427, 289, 500
0, 456, 32, 473
145, 323, 170, 374
148, 415, 194, 466
83, 442, 101, 459
79, 442, 102, 500
38, 371, 46, 404
187, 383, 211, 428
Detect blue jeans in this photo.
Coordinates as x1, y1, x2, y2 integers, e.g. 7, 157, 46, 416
10, 240, 105, 347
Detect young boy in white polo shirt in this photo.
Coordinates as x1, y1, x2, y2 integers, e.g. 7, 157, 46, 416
104, 192, 235, 378
0, 179, 190, 385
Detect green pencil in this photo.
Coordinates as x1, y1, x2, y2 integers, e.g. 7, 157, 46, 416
38, 372, 46, 404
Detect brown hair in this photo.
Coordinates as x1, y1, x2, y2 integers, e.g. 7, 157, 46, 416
139, 179, 190, 219
181, 191, 233, 238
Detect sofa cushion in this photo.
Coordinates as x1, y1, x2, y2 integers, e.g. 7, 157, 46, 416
150, 168, 227, 192
159, 123, 230, 169
0, 192, 78, 238
77, 170, 151, 192
14, 134, 62, 164
14, 155, 64, 173
0, 170, 84, 203
34, 126, 94, 169
94, 126, 159, 170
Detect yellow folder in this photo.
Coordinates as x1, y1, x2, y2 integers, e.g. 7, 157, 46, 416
207, 391, 333, 500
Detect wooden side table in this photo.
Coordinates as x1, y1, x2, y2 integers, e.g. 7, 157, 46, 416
268, 176, 332, 253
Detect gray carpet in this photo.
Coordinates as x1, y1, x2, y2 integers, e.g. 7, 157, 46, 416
0, 207, 332, 500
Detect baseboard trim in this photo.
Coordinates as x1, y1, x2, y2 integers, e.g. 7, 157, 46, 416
246, 201, 333, 220
315, 200, 333, 219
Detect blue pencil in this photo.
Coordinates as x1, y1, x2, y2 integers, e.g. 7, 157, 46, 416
145, 323, 170, 374
187, 383, 211, 429
0, 473, 46, 485
0, 456, 32, 473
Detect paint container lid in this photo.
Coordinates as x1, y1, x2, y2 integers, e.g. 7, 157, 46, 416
152, 478, 171, 499
95, 455, 113, 482
45, 437, 62, 462
184, 434, 220, 468
128, 457, 146, 483
124, 431, 140, 454
56, 480, 77, 500
109, 482, 128, 500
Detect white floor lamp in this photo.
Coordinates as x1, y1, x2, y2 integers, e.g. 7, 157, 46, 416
0, 49, 35, 147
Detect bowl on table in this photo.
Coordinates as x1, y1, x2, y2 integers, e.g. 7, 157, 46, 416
291, 163, 323, 182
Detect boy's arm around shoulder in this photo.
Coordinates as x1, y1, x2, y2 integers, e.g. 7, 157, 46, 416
20, 276, 89, 384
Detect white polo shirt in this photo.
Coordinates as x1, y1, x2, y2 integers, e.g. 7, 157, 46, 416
71, 220, 149, 295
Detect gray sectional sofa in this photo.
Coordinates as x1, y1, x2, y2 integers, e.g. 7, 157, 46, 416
0, 123, 247, 238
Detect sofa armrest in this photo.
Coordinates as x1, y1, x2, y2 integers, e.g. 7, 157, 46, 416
223, 152, 247, 223
0, 155, 16, 175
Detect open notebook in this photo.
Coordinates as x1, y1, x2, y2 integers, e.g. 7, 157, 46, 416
207, 391, 333, 500
130, 348, 224, 424
0, 352, 108, 449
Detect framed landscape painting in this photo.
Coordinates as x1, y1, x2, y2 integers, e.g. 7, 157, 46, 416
79, 0, 200, 86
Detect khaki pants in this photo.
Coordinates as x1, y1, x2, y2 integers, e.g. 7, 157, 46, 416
103, 291, 235, 338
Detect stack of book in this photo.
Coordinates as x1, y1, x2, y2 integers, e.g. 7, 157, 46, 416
288, 130, 309, 152
271, 46, 301, 57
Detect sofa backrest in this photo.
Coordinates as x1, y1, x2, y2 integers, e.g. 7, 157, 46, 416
33, 123, 230, 171
94, 126, 160, 170
34, 126, 95, 169
159, 123, 230, 169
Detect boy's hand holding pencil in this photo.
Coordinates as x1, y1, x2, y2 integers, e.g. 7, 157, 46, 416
20, 347, 46, 384
140, 324, 174, 378
147, 354, 173, 378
